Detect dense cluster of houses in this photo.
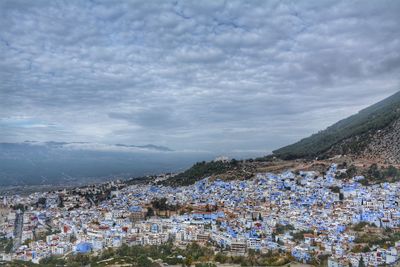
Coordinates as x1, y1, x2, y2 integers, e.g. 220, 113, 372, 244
0, 163, 399, 266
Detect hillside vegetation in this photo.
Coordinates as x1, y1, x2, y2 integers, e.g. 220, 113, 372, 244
273, 91, 400, 160
161, 160, 239, 186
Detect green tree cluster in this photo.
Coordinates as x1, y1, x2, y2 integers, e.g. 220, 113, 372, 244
163, 160, 240, 186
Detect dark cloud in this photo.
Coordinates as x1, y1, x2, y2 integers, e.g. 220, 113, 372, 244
0, 0, 399, 154
109, 106, 187, 129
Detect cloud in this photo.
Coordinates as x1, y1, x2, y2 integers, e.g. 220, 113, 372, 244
0, 0, 399, 154
0, 116, 56, 128
109, 106, 187, 129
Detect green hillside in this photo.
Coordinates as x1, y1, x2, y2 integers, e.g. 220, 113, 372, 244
160, 160, 239, 186
273, 91, 400, 159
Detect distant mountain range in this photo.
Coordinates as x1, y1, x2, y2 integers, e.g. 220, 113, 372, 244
0, 141, 212, 186
273, 91, 400, 163
9, 141, 174, 152
114, 143, 173, 152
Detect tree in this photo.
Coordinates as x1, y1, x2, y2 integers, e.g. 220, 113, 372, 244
13, 203, 25, 211
22, 238, 32, 246
73, 254, 90, 266
4, 239, 13, 253
275, 223, 294, 234
386, 165, 398, 177
346, 165, 358, 178
271, 233, 276, 242
37, 197, 47, 206
214, 252, 227, 264
137, 255, 152, 267
118, 243, 130, 256
231, 158, 239, 166
195, 263, 217, 267
358, 256, 365, 267
367, 164, 381, 180
58, 196, 64, 208
146, 207, 155, 217
184, 255, 193, 266
40, 256, 66, 266
70, 234, 77, 243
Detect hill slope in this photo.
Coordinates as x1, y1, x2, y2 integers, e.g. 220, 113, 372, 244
273, 91, 400, 163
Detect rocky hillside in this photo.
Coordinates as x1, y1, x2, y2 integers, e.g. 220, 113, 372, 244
327, 117, 400, 164
364, 118, 400, 163
273, 91, 400, 164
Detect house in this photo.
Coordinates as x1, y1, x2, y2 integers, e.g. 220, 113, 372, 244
231, 241, 246, 254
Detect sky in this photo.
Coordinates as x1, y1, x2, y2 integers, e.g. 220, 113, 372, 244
1, 0, 400, 155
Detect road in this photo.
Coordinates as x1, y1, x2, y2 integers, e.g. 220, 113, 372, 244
12, 211, 23, 252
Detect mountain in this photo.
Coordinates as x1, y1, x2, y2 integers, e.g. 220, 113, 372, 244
0, 141, 174, 156
273, 91, 400, 163
0, 141, 213, 186
114, 143, 173, 152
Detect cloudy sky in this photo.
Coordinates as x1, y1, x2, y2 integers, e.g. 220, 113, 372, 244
1, 0, 399, 154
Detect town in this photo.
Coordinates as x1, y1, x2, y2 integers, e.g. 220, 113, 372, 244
0, 163, 399, 266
